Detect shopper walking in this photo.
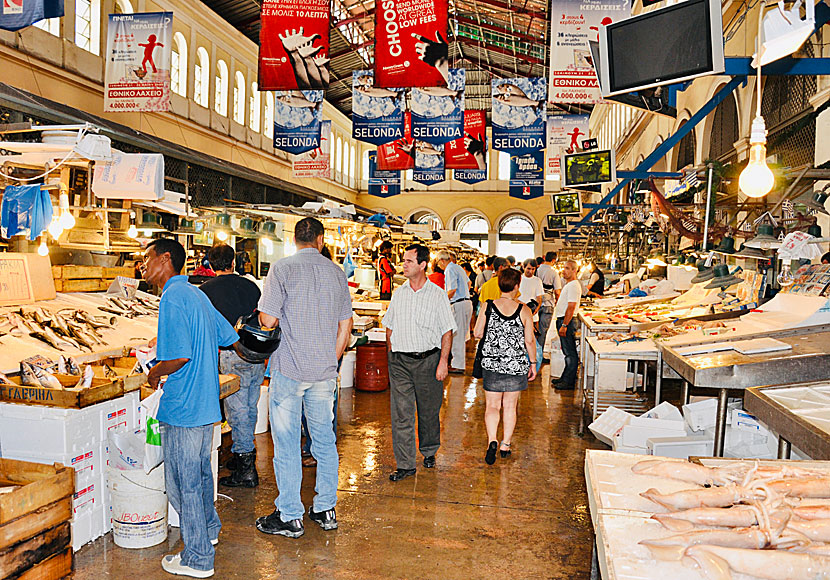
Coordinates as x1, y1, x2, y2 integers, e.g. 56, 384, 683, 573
255, 217, 353, 538
377, 240, 395, 300
437, 250, 473, 374
474, 256, 496, 292
199, 244, 265, 488
553, 260, 581, 391
535, 252, 561, 362
473, 268, 537, 464
143, 238, 239, 578
383, 244, 456, 481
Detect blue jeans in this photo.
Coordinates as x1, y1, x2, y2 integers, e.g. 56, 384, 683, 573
161, 422, 219, 572
219, 350, 266, 453
301, 385, 339, 455
556, 317, 579, 387
269, 370, 339, 521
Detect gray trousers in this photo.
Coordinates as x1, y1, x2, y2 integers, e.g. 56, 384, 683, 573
388, 351, 443, 470
450, 299, 473, 371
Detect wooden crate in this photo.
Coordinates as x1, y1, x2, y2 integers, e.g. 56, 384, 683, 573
51, 266, 103, 280
52, 279, 108, 293
97, 356, 147, 392
102, 266, 134, 279
0, 375, 124, 408
140, 373, 240, 401
0, 458, 74, 579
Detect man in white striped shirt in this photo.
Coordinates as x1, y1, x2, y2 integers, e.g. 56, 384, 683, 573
383, 244, 456, 481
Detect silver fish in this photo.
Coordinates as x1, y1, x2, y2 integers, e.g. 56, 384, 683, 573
50, 313, 72, 336
30, 330, 67, 351
0, 371, 15, 386
99, 306, 133, 318
32, 364, 63, 389
66, 324, 95, 351
33, 307, 51, 326
66, 357, 81, 375
20, 362, 40, 386
57, 356, 68, 374
75, 365, 94, 389
41, 325, 78, 350
77, 312, 114, 329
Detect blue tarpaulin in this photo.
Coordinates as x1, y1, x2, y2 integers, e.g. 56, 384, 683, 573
0, 0, 64, 32
1, 184, 53, 240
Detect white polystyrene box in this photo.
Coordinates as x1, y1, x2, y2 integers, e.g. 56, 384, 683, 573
683, 398, 718, 432
640, 401, 683, 422
622, 417, 686, 449
0, 402, 101, 456
589, 406, 635, 447
596, 360, 627, 392
612, 432, 650, 455
647, 435, 714, 459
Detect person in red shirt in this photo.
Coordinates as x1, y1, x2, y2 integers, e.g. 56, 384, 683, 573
428, 261, 445, 289
377, 241, 396, 300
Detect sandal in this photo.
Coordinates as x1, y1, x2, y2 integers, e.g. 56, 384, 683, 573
499, 442, 512, 458
485, 441, 498, 465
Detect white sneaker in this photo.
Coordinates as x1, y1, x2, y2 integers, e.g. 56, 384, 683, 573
161, 554, 214, 578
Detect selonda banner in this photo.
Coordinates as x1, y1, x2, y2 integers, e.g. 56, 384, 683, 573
104, 12, 173, 112
410, 68, 464, 145
378, 112, 415, 171
509, 150, 545, 200
272, 90, 324, 155
413, 142, 445, 186
0, 0, 62, 31
367, 151, 401, 197
445, 110, 486, 170
374, 0, 449, 88
548, 0, 629, 104
352, 70, 406, 146
491, 78, 547, 155
258, 0, 330, 90
292, 120, 331, 178
546, 113, 590, 178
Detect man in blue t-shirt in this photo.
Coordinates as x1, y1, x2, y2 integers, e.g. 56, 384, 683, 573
143, 238, 238, 579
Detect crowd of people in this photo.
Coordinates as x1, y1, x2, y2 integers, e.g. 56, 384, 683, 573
140, 221, 596, 578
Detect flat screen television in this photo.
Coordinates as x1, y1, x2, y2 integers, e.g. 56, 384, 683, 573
546, 214, 570, 230
598, 0, 724, 97
561, 149, 616, 189
542, 228, 561, 240
551, 192, 582, 216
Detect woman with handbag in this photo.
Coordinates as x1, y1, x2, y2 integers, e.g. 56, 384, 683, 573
473, 268, 537, 465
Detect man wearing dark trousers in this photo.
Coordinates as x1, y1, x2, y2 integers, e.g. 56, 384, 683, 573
199, 243, 265, 488
383, 244, 456, 481
553, 260, 581, 391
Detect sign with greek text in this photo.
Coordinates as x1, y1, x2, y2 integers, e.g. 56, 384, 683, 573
446, 109, 486, 170
104, 12, 173, 112
272, 90, 323, 154
510, 150, 545, 199
367, 151, 401, 197
548, 0, 630, 104
491, 78, 547, 155
292, 120, 331, 178
258, 0, 330, 90
352, 70, 406, 145
546, 113, 590, 178
410, 68, 464, 145
374, 0, 449, 88
378, 113, 415, 170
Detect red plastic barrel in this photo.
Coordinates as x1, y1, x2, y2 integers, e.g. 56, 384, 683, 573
355, 342, 389, 392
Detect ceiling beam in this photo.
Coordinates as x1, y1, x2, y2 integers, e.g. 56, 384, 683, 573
455, 14, 544, 44
466, 0, 547, 19
455, 37, 545, 65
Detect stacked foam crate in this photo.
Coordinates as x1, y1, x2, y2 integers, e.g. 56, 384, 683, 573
0, 392, 138, 551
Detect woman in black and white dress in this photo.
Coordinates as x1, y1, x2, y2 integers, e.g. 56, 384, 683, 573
473, 268, 537, 465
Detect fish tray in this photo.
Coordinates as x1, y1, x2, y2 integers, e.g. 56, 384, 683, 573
0, 458, 74, 579
96, 356, 147, 393
0, 375, 124, 409
139, 373, 240, 401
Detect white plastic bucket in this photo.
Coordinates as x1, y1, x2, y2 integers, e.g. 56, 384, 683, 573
107, 465, 167, 548
340, 351, 357, 389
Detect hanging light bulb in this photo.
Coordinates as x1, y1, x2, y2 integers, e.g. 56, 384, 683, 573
216, 230, 229, 242
777, 262, 794, 287
127, 224, 138, 238
37, 238, 49, 256
58, 191, 75, 229
47, 216, 63, 239
739, 117, 775, 198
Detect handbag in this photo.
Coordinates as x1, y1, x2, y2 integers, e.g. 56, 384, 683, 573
472, 302, 492, 379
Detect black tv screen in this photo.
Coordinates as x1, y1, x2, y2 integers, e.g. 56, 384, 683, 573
562, 149, 616, 188
551, 192, 582, 216
546, 215, 569, 230
600, 0, 724, 96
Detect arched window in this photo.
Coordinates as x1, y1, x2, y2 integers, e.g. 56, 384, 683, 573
232, 71, 245, 124
194, 47, 209, 107
171, 32, 187, 97
673, 121, 696, 171
335, 137, 343, 176
113, 0, 133, 13
410, 211, 442, 230
342, 143, 349, 185
362, 150, 370, 181
215, 60, 229, 116
456, 214, 489, 252
264, 92, 274, 138
75, 0, 101, 55
498, 151, 511, 180
34, 16, 60, 35
249, 82, 261, 132
349, 145, 356, 187
708, 94, 738, 162
497, 215, 535, 261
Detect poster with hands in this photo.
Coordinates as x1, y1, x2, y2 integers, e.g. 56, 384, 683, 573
258, 0, 330, 90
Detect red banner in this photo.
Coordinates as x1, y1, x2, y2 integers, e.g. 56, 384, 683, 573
374, 0, 449, 88
258, 0, 330, 90
445, 110, 487, 170
377, 112, 414, 170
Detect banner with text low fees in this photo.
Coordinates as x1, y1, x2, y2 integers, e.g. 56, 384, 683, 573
491, 78, 546, 155
273, 90, 323, 155
292, 120, 331, 178
368, 151, 401, 197
352, 70, 406, 145
410, 68, 464, 145
509, 150, 545, 200
374, 0, 449, 88
258, 0, 330, 90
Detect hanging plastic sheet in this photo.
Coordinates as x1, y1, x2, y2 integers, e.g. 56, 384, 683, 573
1, 184, 53, 240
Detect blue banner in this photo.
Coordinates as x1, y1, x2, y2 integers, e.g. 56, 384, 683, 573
352, 71, 405, 145
368, 151, 401, 197
492, 78, 547, 154
0, 0, 62, 31
509, 150, 545, 199
412, 142, 445, 185
410, 68, 464, 145
272, 90, 323, 155
454, 169, 486, 185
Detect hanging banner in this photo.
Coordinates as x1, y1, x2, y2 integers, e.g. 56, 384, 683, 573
92, 153, 165, 201
548, 0, 630, 105
491, 78, 547, 155
509, 150, 545, 200
258, 0, 330, 90
454, 169, 486, 185
446, 110, 486, 170
272, 90, 324, 155
378, 113, 415, 171
104, 12, 173, 113
413, 142, 445, 186
368, 152, 401, 197
0, 0, 62, 31
411, 68, 464, 145
374, 0, 449, 88
352, 70, 406, 145
546, 113, 590, 178
292, 120, 331, 178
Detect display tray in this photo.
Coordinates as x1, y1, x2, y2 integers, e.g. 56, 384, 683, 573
0, 374, 125, 409
139, 373, 240, 401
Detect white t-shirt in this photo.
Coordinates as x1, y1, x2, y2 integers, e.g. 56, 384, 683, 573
555, 280, 581, 318
518, 275, 544, 306
536, 263, 562, 290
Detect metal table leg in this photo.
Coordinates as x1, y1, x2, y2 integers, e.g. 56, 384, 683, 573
643, 359, 648, 393
590, 538, 600, 580
680, 380, 690, 405
778, 437, 792, 460
655, 352, 662, 405
593, 350, 600, 420
714, 388, 729, 458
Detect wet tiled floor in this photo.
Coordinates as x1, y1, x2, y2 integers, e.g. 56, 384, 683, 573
74, 362, 602, 579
